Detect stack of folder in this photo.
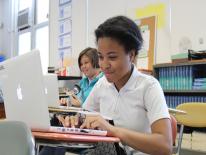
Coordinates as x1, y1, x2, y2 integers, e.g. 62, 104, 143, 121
193, 78, 206, 90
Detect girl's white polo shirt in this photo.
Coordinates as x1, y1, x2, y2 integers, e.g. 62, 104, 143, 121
83, 67, 169, 155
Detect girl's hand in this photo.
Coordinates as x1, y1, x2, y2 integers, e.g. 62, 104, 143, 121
64, 116, 70, 127
80, 115, 114, 134
57, 115, 66, 126
57, 115, 80, 128
69, 94, 81, 107
59, 98, 68, 106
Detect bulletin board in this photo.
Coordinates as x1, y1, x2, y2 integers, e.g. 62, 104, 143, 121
136, 16, 156, 70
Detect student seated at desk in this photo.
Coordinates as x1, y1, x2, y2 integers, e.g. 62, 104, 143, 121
57, 16, 173, 155
60, 47, 103, 107
80, 15, 173, 155
40, 47, 103, 155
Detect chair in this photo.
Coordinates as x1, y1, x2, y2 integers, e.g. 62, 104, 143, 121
0, 120, 35, 155
170, 114, 185, 155
170, 114, 177, 145
173, 102, 206, 155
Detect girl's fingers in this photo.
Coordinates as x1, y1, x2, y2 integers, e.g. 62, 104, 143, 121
64, 116, 70, 127
57, 115, 65, 126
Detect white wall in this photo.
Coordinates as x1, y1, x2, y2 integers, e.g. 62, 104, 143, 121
71, 0, 87, 59
86, 0, 206, 65
49, 0, 87, 75
87, 0, 126, 47
49, 0, 59, 67
0, 0, 3, 53
2, 0, 10, 58
171, 0, 206, 55
87, 0, 171, 66
0, 0, 15, 58
2, 0, 206, 72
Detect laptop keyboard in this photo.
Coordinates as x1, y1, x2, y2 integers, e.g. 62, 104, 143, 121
49, 126, 107, 136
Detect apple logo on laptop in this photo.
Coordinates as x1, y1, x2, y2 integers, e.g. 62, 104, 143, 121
17, 84, 23, 100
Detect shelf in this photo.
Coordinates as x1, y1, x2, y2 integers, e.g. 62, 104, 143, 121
58, 76, 82, 80
153, 61, 206, 108
154, 59, 206, 68
164, 90, 206, 93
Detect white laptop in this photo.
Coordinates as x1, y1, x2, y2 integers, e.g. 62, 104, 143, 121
0, 50, 107, 136
44, 73, 60, 108
0, 50, 50, 129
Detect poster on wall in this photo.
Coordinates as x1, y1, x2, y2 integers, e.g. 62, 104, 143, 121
59, 48, 72, 67
58, 34, 72, 49
59, 0, 71, 5
135, 16, 156, 70
138, 25, 150, 58
58, 0, 72, 75
59, 3, 71, 20
59, 19, 72, 35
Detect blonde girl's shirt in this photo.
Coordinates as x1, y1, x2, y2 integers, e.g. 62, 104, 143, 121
77, 72, 104, 105
83, 67, 169, 155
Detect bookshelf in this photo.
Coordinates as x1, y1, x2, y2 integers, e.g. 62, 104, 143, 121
153, 60, 206, 108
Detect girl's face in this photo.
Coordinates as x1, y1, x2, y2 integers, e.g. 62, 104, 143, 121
97, 37, 135, 90
80, 55, 97, 79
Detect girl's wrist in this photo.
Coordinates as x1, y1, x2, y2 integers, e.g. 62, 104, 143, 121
107, 124, 118, 136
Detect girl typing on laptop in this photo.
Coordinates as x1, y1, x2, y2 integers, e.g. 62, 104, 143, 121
42, 16, 172, 155
81, 16, 172, 155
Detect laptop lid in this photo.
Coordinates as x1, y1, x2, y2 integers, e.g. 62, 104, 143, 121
0, 50, 50, 129
44, 73, 60, 108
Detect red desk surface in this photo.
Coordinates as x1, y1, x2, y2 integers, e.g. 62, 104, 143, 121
32, 131, 120, 143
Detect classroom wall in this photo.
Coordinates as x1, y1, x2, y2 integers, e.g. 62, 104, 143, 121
0, 0, 4, 53
50, 0, 171, 73
49, 0, 87, 76
128, 0, 171, 65
83, 0, 206, 66
1, 0, 206, 74
2, 0, 10, 58
87, 0, 171, 66
49, 0, 59, 67
171, 0, 206, 55
0, 0, 15, 58
87, 0, 126, 47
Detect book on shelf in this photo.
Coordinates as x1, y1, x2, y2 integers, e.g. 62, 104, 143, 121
158, 66, 193, 90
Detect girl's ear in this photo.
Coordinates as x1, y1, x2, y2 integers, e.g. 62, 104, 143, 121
129, 50, 136, 63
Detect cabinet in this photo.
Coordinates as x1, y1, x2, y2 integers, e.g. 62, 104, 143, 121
153, 60, 206, 108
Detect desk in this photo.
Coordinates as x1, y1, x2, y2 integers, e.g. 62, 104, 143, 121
48, 106, 82, 113
32, 131, 120, 155
168, 108, 187, 115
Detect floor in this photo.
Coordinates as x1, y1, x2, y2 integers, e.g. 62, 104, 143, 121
180, 149, 206, 155
66, 149, 206, 155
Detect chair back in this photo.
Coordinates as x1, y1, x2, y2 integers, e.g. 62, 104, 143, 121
175, 102, 206, 127
0, 120, 35, 155
172, 102, 206, 155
